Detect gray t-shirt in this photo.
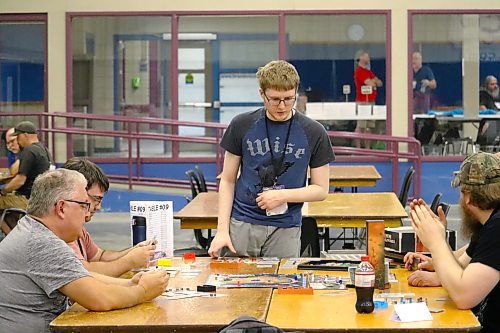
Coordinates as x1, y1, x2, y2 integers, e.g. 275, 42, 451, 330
0, 215, 89, 333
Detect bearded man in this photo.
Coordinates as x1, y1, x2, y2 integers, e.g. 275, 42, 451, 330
405, 152, 500, 333
480, 75, 499, 111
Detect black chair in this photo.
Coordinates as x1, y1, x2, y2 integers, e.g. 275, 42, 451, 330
300, 217, 320, 257
194, 165, 207, 192
185, 169, 211, 251
0, 208, 27, 236
398, 166, 415, 207
430, 193, 443, 214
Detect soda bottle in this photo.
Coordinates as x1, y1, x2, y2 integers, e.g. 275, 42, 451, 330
355, 255, 375, 314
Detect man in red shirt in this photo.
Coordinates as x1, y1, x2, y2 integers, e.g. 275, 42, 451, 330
353, 50, 383, 148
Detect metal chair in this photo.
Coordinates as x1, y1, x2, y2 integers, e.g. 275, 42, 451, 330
0, 208, 27, 237
185, 169, 211, 251
398, 166, 415, 207
300, 217, 320, 257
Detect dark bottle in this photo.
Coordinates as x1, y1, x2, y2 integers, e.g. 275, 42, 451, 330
355, 255, 375, 314
132, 216, 147, 246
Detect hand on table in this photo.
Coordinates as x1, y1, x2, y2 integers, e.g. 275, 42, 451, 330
137, 270, 169, 300
407, 270, 441, 287
208, 231, 236, 258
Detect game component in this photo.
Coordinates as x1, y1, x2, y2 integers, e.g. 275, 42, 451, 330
411, 258, 421, 271
298, 259, 361, 271
276, 286, 313, 295
210, 258, 244, 269
197, 284, 216, 293
157, 258, 172, 267
183, 252, 196, 264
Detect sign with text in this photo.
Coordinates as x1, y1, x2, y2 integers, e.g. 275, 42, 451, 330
130, 201, 174, 257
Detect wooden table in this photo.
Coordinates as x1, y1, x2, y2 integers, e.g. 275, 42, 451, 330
50, 258, 278, 332
0, 168, 13, 184
328, 165, 381, 191
267, 265, 481, 332
51, 259, 480, 332
174, 192, 406, 230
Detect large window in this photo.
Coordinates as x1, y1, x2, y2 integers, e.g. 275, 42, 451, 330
411, 13, 500, 156
286, 14, 388, 149
71, 16, 172, 157
177, 15, 278, 156
0, 16, 46, 136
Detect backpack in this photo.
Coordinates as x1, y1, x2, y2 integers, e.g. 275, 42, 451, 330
218, 316, 286, 333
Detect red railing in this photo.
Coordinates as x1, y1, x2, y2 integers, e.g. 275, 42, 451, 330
0, 111, 421, 196
326, 130, 422, 196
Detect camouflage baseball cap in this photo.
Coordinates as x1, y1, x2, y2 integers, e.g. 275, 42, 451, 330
451, 152, 500, 188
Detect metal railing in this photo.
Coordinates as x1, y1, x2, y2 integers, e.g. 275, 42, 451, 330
0, 111, 421, 196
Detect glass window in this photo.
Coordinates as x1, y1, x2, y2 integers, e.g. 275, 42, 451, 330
286, 14, 388, 149
177, 15, 278, 157
411, 13, 500, 156
71, 16, 171, 157
0, 18, 46, 132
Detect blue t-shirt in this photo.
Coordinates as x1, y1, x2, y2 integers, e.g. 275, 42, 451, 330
413, 65, 435, 93
7, 150, 16, 168
220, 108, 335, 228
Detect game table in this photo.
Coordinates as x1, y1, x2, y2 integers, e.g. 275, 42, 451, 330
51, 258, 481, 332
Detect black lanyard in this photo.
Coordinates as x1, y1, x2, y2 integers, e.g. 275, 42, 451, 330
264, 109, 294, 184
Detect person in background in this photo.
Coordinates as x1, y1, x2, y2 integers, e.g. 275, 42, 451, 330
479, 75, 499, 111
408, 152, 500, 332
412, 51, 437, 114
208, 60, 334, 258
0, 121, 51, 210
62, 157, 156, 277
412, 51, 438, 150
0, 169, 168, 333
353, 50, 383, 148
1, 128, 19, 175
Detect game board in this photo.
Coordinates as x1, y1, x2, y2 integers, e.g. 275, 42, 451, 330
206, 273, 306, 288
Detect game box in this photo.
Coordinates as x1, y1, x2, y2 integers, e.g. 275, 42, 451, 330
385, 226, 456, 254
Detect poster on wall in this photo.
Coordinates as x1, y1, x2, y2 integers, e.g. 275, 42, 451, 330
129, 201, 174, 257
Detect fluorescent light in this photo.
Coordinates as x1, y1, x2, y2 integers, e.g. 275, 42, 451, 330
162, 33, 217, 41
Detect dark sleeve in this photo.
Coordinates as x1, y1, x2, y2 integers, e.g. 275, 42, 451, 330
426, 67, 435, 81
300, 115, 335, 168
220, 110, 260, 156
470, 218, 500, 271
479, 90, 489, 107
17, 148, 35, 176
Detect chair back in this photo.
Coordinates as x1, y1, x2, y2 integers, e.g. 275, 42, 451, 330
0, 208, 27, 235
430, 192, 443, 214
194, 165, 208, 192
185, 170, 201, 199
300, 217, 320, 257
398, 166, 415, 206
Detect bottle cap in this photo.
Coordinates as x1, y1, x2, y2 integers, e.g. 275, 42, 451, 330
183, 252, 196, 261
361, 255, 369, 261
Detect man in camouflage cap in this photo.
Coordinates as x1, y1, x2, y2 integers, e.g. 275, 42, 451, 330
410, 152, 500, 332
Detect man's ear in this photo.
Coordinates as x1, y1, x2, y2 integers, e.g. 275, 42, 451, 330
54, 200, 65, 218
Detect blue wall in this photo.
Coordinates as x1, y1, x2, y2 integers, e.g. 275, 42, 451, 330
98, 160, 462, 213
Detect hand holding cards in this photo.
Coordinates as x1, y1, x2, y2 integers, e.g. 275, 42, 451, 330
262, 185, 288, 216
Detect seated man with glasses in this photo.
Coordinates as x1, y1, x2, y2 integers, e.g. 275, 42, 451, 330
208, 60, 334, 258
62, 157, 156, 277
0, 169, 168, 333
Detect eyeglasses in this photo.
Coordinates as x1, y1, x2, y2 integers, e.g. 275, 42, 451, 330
88, 193, 104, 205
64, 199, 91, 212
263, 92, 297, 107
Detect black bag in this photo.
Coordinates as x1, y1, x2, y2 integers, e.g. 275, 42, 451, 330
218, 316, 285, 333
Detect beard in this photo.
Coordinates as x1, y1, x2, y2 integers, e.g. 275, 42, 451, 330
460, 198, 482, 239
488, 87, 499, 99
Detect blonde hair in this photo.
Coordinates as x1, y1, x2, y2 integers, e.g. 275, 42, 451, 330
256, 60, 300, 91
461, 182, 500, 210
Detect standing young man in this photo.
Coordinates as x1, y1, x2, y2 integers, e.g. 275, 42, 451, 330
208, 60, 334, 258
